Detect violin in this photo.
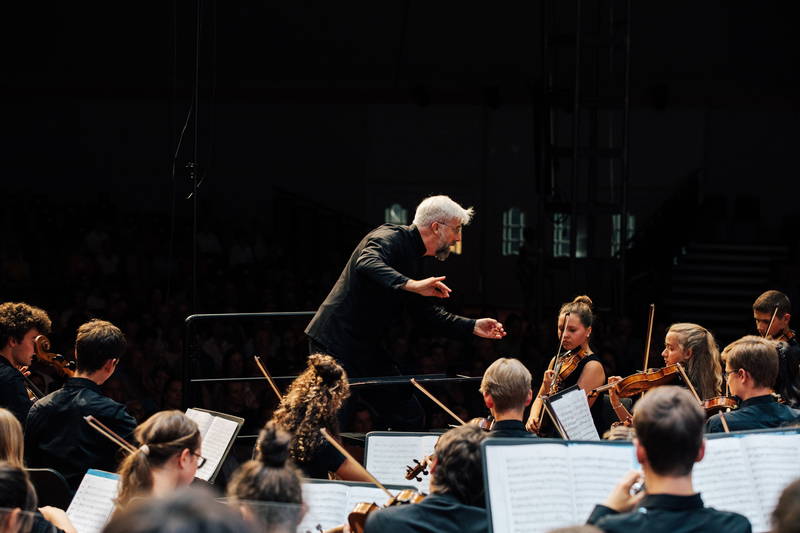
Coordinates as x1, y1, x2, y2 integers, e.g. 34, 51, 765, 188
405, 456, 431, 482
549, 346, 590, 393
702, 395, 738, 415
468, 415, 495, 432
323, 490, 426, 533
590, 364, 681, 399
33, 335, 75, 378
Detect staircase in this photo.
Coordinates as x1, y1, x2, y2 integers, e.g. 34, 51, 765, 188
665, 243, 789, 345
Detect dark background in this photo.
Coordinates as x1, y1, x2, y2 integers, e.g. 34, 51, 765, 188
2, 2, 800, 433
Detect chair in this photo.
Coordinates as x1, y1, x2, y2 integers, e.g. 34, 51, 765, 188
26, 468, 72, 509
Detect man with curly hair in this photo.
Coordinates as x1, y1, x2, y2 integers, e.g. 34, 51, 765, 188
0, 302, 51, 424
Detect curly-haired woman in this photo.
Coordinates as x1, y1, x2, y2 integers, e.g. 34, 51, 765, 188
269, 354, 370, 481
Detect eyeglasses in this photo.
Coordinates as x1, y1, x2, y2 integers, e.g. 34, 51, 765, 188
193, 452, 207, 468
436, 221, 462, 234
725, 368, 742, 380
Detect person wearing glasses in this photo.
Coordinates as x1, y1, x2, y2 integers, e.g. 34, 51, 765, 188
25, 319, 137, 492
305, 194, 506, 380
706, 336, 800, 433
115, 410, 204, 510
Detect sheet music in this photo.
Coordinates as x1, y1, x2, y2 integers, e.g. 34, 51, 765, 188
296, 483, 348, 532
485, 443, 575, 533
66, 469, 119, 533
548, 387, 599, 440
742, 433, 800, 532
567, 443, 635, 522
345, 486, 392, 511
194, 415, 239, 481
185, 408, 214, 438
365, 434, 439, 492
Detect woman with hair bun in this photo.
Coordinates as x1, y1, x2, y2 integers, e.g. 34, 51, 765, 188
526, 296, 606, 434
269, 354, 370, 481
115, 410, 202, 509
227, 422, 305, 532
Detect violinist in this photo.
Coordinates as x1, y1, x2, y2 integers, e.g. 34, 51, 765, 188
0, 302, 52, 424
269, 354, 370, 482
226, 422, 306, 532
25, 319, 136, 491
363, 424, 489, 533
706, 336, 800, 433
115, 411, 203, 510
607, 323, 722, 426
752, 290, 800, 407
526, 296, 606, 434
586, 387, 750, 533
479, 357, 536, 438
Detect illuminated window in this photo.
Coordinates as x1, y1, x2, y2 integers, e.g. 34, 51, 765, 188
384, 203, 407, 225
502, 208, 526, 256
553, 213, 588, 258
611, 214, 635, 256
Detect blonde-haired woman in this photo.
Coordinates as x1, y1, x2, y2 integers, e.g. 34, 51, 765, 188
116, 410, 203, 509
0, 408, 24, 468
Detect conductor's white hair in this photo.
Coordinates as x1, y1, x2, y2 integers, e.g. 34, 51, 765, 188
412, 195, 474, 228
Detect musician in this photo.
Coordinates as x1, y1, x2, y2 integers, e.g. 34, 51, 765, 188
706, 336, 800, 433
115, 411, 203, 509
526, 296, 605, 434
0, 302, 52, 424
479, 357, 536, 438
587, 386, 751, 533
752, 290, 800, 407
25, 319, 136, 491
227, 422, 305, 532
608, 323, 723, 425
0, 418, 78, 533
305, 195, 505, 378
363, 424, 489, 533
269, 354, 370, 481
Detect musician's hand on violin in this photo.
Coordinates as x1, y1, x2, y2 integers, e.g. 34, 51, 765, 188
603, 470, 646, 513
541, 370, 555, 392
404, 277, 451, 298
17, 365, 31, 377
607, 375, 622, 385
474, 318, 506, 339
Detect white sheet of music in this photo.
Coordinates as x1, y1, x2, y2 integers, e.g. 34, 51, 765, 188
548, 387, 599, 440
185, 408, 239, 481
692, 432, 800, 533
297, 483, 348, 532
365, 434, 439, 492
296, 483, 390, 532
485, 442, 635, 533
66, 469, 119, 533
567, 443, 635, 522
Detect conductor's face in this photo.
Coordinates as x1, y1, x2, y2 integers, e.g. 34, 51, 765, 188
432, 219, 463, 261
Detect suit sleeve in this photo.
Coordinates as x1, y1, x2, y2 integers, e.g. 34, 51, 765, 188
408, 297, 476, 337
705, 415, 722, 433
354, 234, 411, 290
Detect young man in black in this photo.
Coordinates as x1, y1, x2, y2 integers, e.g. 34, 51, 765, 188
363, 424, 489, 533
752, 290, 800, 407
0, 302, 51, 425
479, 357, 537, 438
587, 386, 751, 533
26, 319, 137, 491
706, 336, 800, 433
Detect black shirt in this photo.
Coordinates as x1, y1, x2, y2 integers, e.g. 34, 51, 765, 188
775, 335, 800, 407
297, 441, 346, 479
0, 355, 32, 425
705, 394, 800, 433
587, 493, 751, 533
488, 419, 537, 439
364, 493, 489, 533
25, 378, 137, 492
305, 224, 475, 376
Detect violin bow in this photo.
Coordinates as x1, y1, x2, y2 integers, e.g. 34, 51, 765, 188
764, 306, 779, 339
254, 355, 283, 402
675, 363, 703, 405
642, 304, 655, 371
410, 378, 466, 426
320, 428, 394, 500
549, 312, 572, 395
84, 415, 137, 454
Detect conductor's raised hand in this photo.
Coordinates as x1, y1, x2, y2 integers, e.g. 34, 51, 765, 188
404, 276, 452, 298
473, 318, 507, 339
